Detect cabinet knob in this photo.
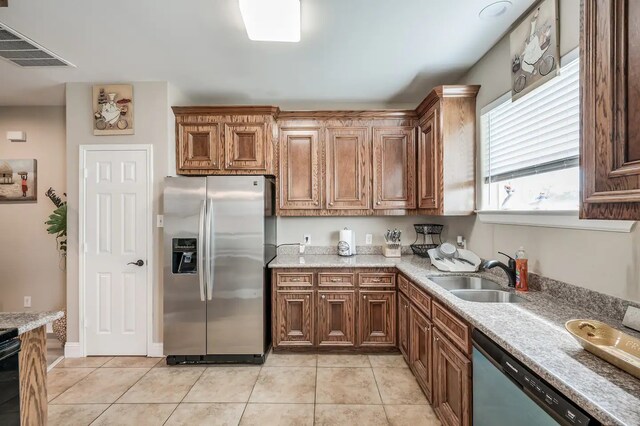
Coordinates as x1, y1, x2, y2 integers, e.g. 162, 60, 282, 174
363, 295, 367, 299
228, 162, 232, 166
321, 295, 326, 299
329, 202, 334, 206
314, 201, 319, 205
377, 201, 381, 205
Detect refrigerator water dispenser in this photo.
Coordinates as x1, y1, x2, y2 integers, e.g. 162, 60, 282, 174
172, 238, 197, 274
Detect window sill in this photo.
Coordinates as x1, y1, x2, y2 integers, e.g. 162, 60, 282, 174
476, 210, 636, 233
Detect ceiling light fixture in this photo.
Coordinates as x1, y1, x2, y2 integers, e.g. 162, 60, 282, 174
479, 1, 512, 20
239, 0, 300, 42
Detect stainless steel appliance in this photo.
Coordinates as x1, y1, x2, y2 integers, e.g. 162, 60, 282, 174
0, 328, 20, 426
163, 176, 276, 364
473, 330, 597, 426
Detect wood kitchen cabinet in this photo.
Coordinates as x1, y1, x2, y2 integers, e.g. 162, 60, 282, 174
317, 290, 356, 346
415, 86, 479, 215
359, 290, 396, 346
176, 123, 222, 172
372, 127, 416, 210
325, 127, 370, 210
279, 127, 321, 210
581, 0, 640, 219
173, 106, 278, 175
275, 291, 314, 347
410, 304, 433, 403
398, 291, 411, 361
433, 327, 471, 426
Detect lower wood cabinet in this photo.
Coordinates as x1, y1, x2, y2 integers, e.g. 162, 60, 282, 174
410, 304, 433, 403
433, 327, 471, 426
318, 290, 356, 347
272, 269, 396, 351
398, 292, 411, 361
275, 291, 314, 347
359, 290, 396, 346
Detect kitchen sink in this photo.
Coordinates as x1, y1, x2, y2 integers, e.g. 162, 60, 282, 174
428, 276, 503, 291
449, 289, 527, 303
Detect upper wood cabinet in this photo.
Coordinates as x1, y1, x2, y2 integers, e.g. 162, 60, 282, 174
326, 127, 370, 210
415, 86, 479, 215
581, 0, 640, 219
373, 127, 416, 210
279, 127, 321, 210
173, 106, 278, 176
224, 123, 267, 171
176, 123, 222, 172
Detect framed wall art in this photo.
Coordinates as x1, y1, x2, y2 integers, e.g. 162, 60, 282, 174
92, 84, 134, 135
509, 0, 559, 100
0, 159, 37, 202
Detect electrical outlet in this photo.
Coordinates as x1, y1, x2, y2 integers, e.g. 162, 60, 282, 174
24, 296, 31, 308
303, 234, 311, 245
365, 234, 373, 244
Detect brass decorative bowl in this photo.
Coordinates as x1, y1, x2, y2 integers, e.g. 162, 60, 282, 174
565, 319, 640, 379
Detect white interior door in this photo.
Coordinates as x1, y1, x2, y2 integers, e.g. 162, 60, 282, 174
83, 148, 149, 355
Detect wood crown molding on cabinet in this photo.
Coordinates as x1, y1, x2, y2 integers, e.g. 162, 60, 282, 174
172, 106, 280, 116
415, 85, 480, 117
278, 110, 418, 120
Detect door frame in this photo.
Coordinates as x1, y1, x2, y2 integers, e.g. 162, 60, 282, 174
78, 144, 154, 357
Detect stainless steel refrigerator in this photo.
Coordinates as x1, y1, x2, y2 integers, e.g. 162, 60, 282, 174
163, 176, 276, 364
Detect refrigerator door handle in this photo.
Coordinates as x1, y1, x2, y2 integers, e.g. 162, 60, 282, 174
197, 200, 206, 302
205, 199, 214, 301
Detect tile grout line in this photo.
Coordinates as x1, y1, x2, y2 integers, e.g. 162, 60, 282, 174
238, 363, 263, 424
369, 362, 391, 424
161, 363, 208, 425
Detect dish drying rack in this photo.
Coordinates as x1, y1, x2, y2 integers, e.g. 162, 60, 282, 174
410, 224, 443, 258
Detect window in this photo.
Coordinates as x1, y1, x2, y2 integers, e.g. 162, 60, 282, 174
480, 56, 579, 211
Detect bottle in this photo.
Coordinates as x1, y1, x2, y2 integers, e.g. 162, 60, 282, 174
515, 247, 528, 291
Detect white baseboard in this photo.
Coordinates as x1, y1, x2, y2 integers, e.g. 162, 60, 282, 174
64, 342, 83, 358
148, 342, 164, 357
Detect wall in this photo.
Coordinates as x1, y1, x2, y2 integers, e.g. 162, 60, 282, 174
65, 82, 170, 348
457, 0, 640, 302
0, 107, 66, 313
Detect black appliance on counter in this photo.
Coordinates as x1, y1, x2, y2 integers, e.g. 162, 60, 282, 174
473, 329, 598, 426
0, 328, 20, 426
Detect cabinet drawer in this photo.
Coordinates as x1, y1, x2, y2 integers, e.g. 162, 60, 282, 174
359, 272, 396, 288
409, 283, 431, 318
432, 301, 470, 355
276, 272, 314, 287
398, 275, 410, 295
319, 272, 355, 287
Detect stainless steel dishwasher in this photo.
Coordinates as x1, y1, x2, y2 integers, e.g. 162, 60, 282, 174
472, 330, 598, 426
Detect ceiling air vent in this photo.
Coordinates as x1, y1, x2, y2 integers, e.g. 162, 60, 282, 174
0, 23, 74, 67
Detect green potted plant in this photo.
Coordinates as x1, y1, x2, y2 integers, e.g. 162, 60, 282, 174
45, 187, 67, 345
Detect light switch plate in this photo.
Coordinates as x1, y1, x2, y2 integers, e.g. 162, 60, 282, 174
156, 215, 164, 228
623, 306, 640, 333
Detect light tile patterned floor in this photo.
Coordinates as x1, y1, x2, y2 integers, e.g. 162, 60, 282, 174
48, 352, 441, 425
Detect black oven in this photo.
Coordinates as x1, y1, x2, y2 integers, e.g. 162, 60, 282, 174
0, 328, 20, 426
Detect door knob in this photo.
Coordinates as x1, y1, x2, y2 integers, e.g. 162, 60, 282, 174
128, 259, 144, 267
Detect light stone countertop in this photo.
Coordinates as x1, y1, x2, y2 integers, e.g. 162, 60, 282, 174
0, 311, 64, 334
269, 254, 640, 425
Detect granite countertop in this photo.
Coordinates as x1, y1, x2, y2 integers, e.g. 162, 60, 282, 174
269, 254, 640, 425
0, 311, 64, 334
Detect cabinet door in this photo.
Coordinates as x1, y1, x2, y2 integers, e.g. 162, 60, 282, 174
279, 128, 321, 209
372, 127, 416, 209
318, 291, 356, 346
410, 305, 433, 403
177, 123, 221, 173
325, 127, 370, 210
418, 105, 440, 210
224, 123, 266, 170
581, 0, 640, 219
275, 291, 314, 347
433, 328, 471, 426
398, 292, 411, 362
358, 290, 395, 346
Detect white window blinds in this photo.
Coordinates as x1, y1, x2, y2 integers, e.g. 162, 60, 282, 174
482, 58, 580, 183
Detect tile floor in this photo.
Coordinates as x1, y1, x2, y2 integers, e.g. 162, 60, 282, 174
47, 352, 441, 425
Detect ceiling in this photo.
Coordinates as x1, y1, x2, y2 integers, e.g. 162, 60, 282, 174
0, 0, 534, 107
